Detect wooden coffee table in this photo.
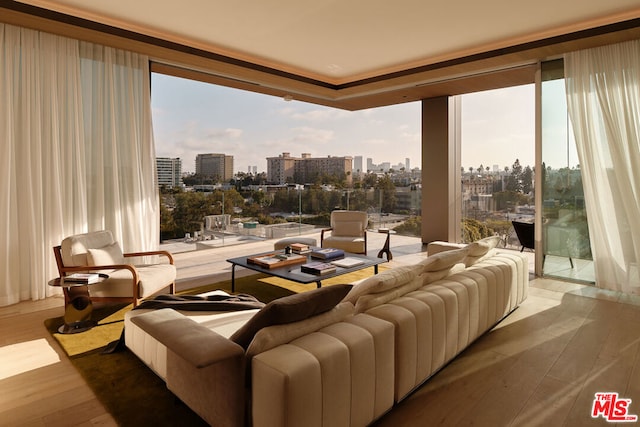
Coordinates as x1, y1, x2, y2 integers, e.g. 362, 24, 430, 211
227, 250, 386, 293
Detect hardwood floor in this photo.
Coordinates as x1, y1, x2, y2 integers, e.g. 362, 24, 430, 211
2, 238, 640, 426
0, 297, 117, 426
373, 279, 640, 426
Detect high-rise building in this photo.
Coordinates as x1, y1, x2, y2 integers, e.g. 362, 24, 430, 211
405, 158, 410, 171
354, 156, 363, 176
156, 157, 182, 188
366, 158, 374, 173
267, 152, 352, 185
195, 153, 233, 181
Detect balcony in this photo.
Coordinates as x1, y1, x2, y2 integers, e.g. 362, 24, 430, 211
165, 227, 426, 293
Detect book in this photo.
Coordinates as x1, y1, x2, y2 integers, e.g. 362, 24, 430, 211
330, 257, 365, 268
64, 273, 101, 284
301, 262, 337, 275
290, 243, 309, 252
247, 253, 306, 269
292, 248, 312, 254
289, 243, 312, 254
310, 248, 345, 260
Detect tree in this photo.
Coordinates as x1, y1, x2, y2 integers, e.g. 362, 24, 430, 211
362, 173, 377, 189
172, 192, 216, 237
159, 195, 177, 240
394, 216, 421, 237
182, 173, 216, 186
521, 165, 534, 194
376, 174, 396, 213
505, 158, 523, 192
462, 218, 494, 243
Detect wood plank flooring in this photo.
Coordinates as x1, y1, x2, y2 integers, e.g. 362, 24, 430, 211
2, 236, 640, 426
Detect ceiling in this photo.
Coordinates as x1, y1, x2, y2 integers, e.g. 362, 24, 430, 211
3, 0, 640, 109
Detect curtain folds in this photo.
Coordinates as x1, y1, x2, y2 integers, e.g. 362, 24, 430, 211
0, 24, 158, 306
565, 39, 640, 293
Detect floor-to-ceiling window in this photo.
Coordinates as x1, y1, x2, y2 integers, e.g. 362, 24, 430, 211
151, 72, 422, 244
541, 60, 594, 283
460, 85, 535, 250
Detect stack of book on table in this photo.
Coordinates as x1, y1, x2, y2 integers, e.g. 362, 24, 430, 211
310, 248, 345, 260
301, 261, 337, 275
290, 243, 312, 254
63, 273, 101, 284
248, 253, 306, 269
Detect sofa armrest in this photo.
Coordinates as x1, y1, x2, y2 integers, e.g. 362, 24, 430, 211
130, 309, 246, 427
129, 309, 244, 368
320, 227, 333, 244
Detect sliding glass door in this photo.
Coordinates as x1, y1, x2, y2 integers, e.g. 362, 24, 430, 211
540, 60, 594, 283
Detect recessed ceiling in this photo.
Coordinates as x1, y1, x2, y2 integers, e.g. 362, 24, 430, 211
14, 0, 640, 85
3, 0, 640, 109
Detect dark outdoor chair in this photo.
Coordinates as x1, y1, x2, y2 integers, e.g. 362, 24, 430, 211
512, 220, 534, 252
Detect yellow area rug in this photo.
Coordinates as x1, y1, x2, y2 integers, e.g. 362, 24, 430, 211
43, 267, 386, 426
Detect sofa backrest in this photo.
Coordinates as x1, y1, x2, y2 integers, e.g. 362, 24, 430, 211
60, 230, 117, 267
343, 248, 471, 313
246, 301, 354, 359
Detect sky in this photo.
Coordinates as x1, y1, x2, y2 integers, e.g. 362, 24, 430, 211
151, 73, 540, 175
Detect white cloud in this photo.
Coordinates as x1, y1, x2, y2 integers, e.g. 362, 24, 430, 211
205, 128, 243, 140
276, 106, 353, 122
290, 126, 335, 144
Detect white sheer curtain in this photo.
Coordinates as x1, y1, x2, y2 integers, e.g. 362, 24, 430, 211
0, 24, 159, 306
565, 39, 640, 293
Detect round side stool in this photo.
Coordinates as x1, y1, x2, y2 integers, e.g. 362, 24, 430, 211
273, 237, 317, 250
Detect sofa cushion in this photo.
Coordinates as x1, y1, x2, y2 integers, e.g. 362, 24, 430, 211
60, 230, 117, 267
342, 265, 421, 304
246, 301, 354, 358
333, 220, 364, 237
354, 276, 424, 313
464, 236, 501, 266
230, 284, 352, 349
84, 264, 177, 299
420, 262, 466, 285
419, 247, 468, 272
87, 242, 125, 266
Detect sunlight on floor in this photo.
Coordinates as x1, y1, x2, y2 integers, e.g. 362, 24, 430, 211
0, 339, 60, 380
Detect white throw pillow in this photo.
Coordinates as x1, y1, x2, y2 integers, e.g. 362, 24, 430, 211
342, 265, 421, 304
420, 262, 466, 285
419, 247, 468, 272
354, 276, 424, 313
87, 242, 125, 266
463, 236, 501, 266
465, 235, 501, 256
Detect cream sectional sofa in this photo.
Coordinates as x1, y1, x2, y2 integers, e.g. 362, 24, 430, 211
124, 237, 528, 427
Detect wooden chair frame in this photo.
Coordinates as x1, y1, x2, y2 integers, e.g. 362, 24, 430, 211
53, 245, 175, 307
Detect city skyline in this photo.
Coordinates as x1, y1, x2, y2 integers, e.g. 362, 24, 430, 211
151, 74, 539, 176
